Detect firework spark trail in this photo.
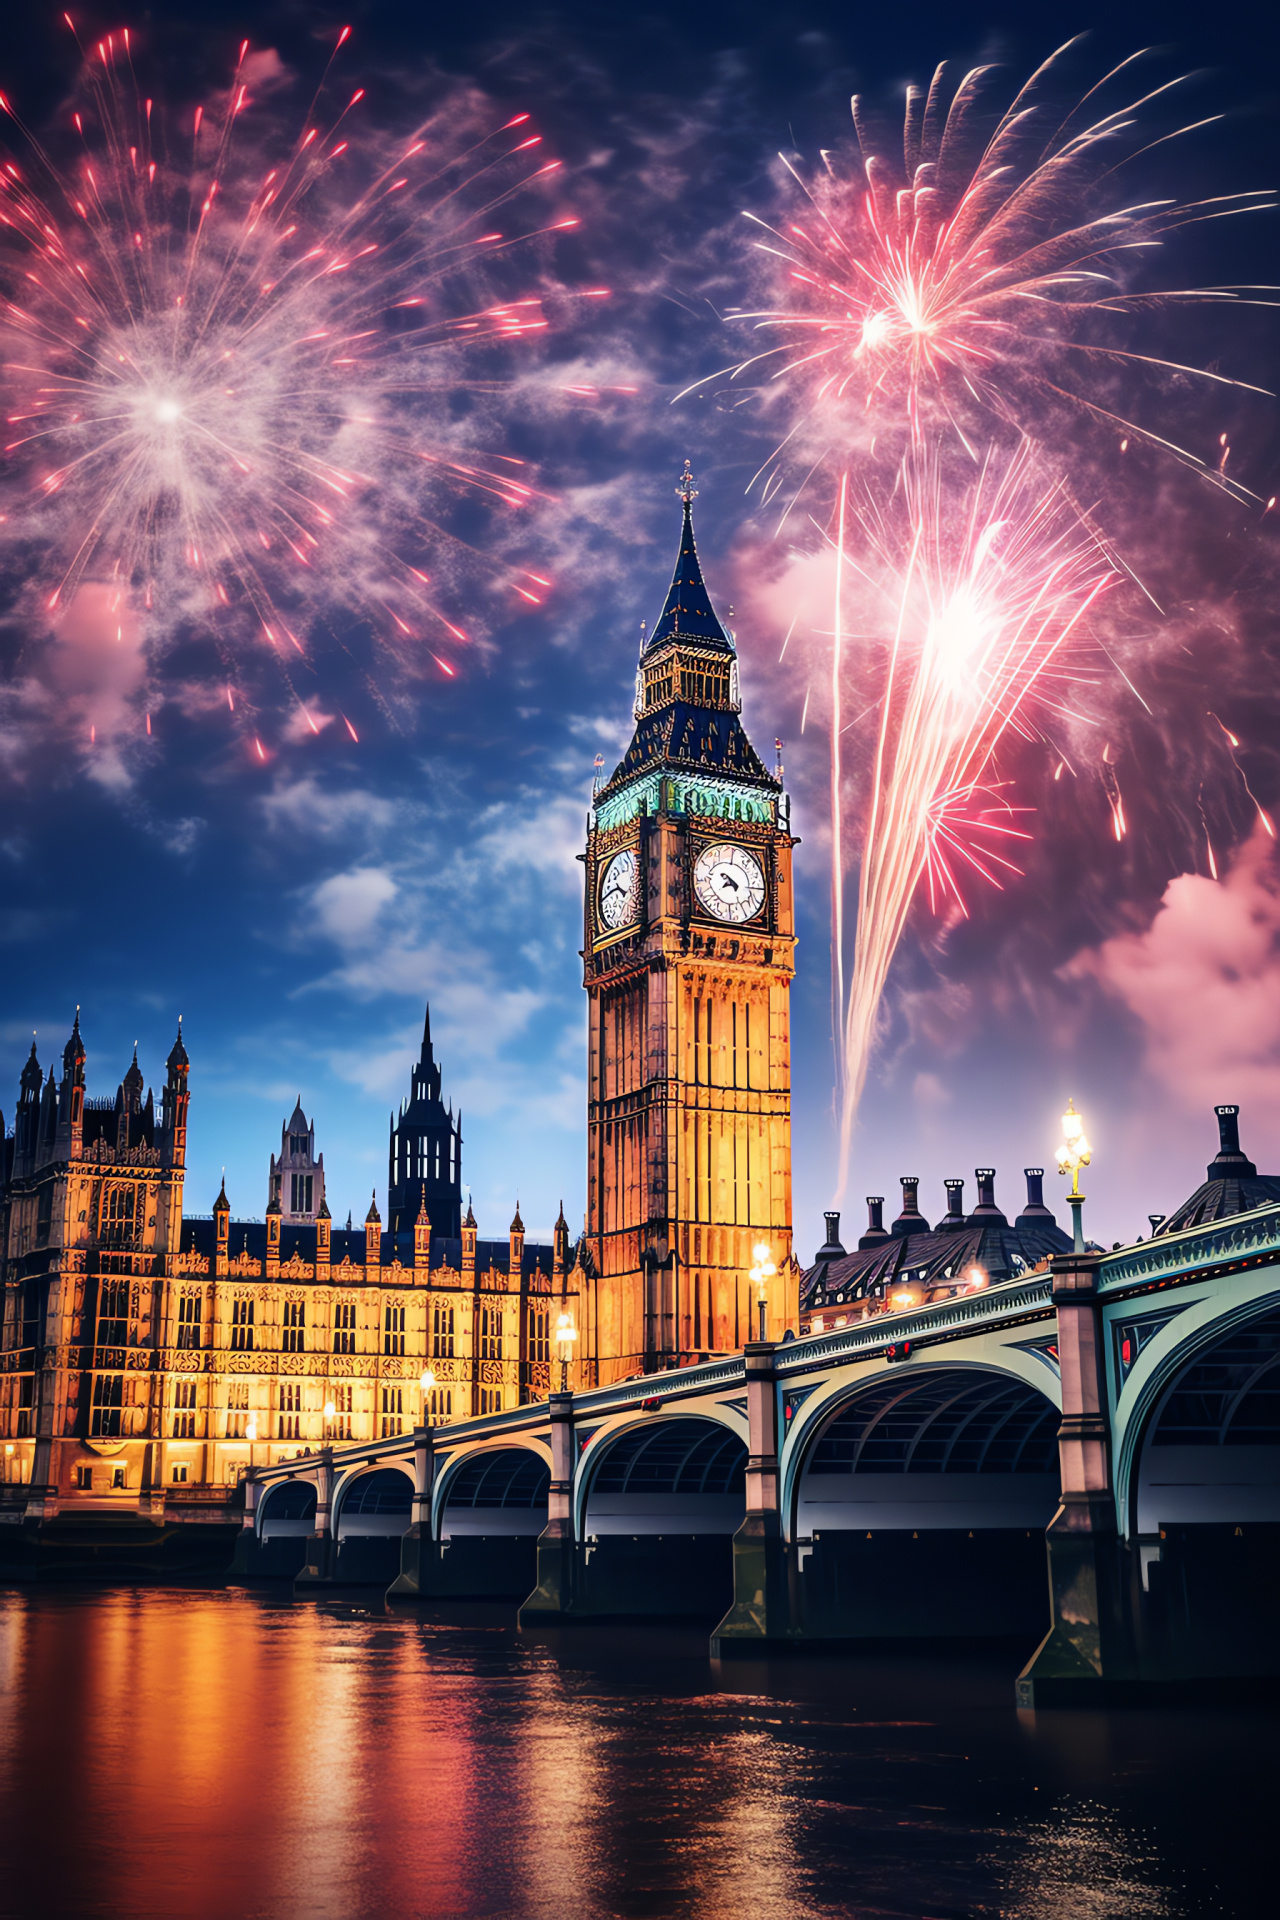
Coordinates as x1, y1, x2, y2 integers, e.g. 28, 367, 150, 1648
0, 23, 581, 746
835, 446, 1117, 1191
695, 44, 1272, 1189
715, 40, 1274, 497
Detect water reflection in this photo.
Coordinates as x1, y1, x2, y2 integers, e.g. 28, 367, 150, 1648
0, 1590, 1271, 1919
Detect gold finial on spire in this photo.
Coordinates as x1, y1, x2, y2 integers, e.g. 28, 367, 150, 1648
676, 458, 698, 505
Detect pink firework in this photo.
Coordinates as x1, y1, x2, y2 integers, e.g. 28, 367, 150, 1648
833, 445, 1117, 1188
721, 41, 1271, 495
0, 23, 576, 734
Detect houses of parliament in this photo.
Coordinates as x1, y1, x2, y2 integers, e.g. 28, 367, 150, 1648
0, 473, 801, 1521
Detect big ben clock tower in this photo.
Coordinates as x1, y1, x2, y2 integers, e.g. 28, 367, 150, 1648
581, 464, 798, 1383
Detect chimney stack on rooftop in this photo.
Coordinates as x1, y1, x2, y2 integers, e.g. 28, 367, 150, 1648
815, 1210, 847, 1260
967, 1168, 1008, 1227
1015, 1167, 1057, 1228
940, 1178, 966, 1231
858, 1196, 890, 1249
891, 1176, 930, 1238
1208, 1103, 1256, 1180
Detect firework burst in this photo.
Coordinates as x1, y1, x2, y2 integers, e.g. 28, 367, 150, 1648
833, 444, 1117, 1188
0, 23, 580, 746
715, 40, 1272, 503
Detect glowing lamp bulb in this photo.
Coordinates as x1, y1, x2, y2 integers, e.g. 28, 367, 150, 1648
1056, 1098, 1092, 1195
419, 1370, 436, 1394
749, 1241, 777, 1298
323, 1400, 335, 1419
246, 1417, 257, 1441
554, 1312, 578, 1353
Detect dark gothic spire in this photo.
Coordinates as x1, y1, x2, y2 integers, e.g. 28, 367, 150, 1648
167, 1018, 189, 1074
122, 1046, 144, 1110
20, 1041, 42, 1097
63, 1009, 85, 1077
643, 462, 733, 655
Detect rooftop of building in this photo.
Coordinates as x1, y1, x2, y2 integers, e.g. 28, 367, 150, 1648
801, 1168, 1072, 1311
181, 1216, 556, 1281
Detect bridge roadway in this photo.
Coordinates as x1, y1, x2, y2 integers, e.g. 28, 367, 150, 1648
233, 1203, 1280, 1701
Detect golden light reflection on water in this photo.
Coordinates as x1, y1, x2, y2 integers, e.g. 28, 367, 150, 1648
0, 1591, 1269, 1919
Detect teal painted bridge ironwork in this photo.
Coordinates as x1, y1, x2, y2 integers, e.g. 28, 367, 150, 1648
234, 1202, 1280, 1701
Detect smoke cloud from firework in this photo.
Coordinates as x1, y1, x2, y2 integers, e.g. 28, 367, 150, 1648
0, 24, 584, 764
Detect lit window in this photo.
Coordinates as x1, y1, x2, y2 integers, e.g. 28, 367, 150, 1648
477, 1386, 502, 1416
383, 1303, 406, 1357
90, 1373, 124, 1438
431, 1303, 454, 1359
172, 1379, 197, 1438
75, 1465, 93, 1489
278, 1383, 303, 1441
333, 1301, 356, 1354
380, 1386, 404, 1438
282, 1299, 306, 1353
479, 1305, 503, 1362
176, 1293, 202, 1350
171, 1462, 188, 1484
231, 1298, 255, 1351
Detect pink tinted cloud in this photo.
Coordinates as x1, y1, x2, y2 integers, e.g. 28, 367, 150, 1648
1068, 826, 1280, 1123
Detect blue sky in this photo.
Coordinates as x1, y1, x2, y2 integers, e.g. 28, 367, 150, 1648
3, 0, 1280, 1255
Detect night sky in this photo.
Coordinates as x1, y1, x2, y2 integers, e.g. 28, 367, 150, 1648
3, 0, 1280, 1257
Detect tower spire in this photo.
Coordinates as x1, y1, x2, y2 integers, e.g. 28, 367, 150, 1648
643, 461, 732, 654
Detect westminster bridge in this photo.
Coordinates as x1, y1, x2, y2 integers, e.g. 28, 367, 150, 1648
236, 1203, 1280, 1701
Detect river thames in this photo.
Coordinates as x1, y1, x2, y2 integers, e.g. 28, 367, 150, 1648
0, 1587, 1272, 1919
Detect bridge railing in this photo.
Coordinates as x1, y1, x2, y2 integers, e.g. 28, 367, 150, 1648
1098, 1201, 1280, 1295
776, 1271, 1055, 1375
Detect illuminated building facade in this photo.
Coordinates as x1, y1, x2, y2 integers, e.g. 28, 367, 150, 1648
0, 1013, 575, 1523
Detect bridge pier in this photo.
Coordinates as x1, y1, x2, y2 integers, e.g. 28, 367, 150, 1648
294, 1450, 337, 1587
1017, 1253, 1135, 1706
387, 1428, 446, 1599
518, 1393, 578, 1625
711, 1343, 793, 1657
227, 1471, 261, 1579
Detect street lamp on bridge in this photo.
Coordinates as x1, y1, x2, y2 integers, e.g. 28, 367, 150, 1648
553, 1312, 577, 1392
419, 1368, 436, 1425
750, 1242, 776, 1341
1056, 1097, 1092, 1252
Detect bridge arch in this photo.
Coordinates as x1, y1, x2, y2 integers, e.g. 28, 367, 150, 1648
256, 1475, 317, 1540
332, 1464, 415, 1582
572, 1413, 748, 1618
1113, 1270, 1280, 1534
1121, 1298, 1280, 1675
789, 1363, 1062, 1638
434, 1445, 551, 1541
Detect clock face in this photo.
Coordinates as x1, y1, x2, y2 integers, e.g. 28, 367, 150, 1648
598, 848, 640, 930
693, 842, 766, 924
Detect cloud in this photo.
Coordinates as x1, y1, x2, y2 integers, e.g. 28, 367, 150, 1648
1067, 826, 1280, 1123
309, 867, 398, 945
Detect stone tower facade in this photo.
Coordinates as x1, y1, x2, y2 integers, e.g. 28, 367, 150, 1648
387, 1008, 462, 1237
268, 1101, 325, 1224
581, 468, 799, 1384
